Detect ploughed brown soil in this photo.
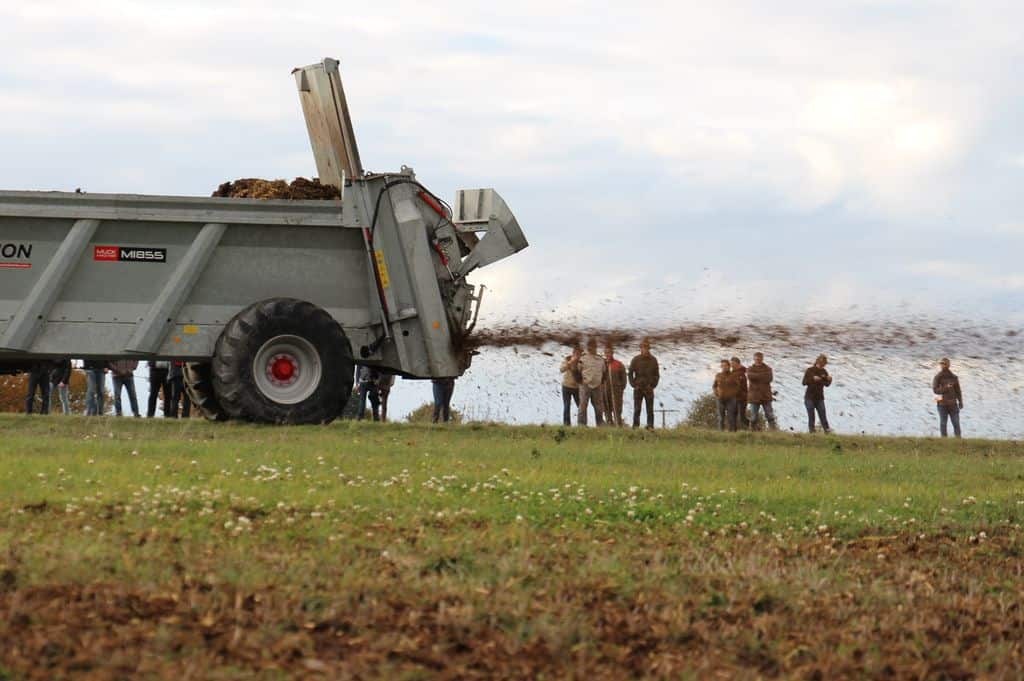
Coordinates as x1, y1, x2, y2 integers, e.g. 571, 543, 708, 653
212, 177, 340, 200
3, 532, 1022, 680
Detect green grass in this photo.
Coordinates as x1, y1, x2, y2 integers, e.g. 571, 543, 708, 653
2, 415, 1024, 679
3, 415, 1022, 542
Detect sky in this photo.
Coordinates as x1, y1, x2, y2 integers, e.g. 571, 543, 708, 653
2, 1, 1022, 434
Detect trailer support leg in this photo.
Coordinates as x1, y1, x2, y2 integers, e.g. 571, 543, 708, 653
0, 218, 100, 351
125, 222, 227, 354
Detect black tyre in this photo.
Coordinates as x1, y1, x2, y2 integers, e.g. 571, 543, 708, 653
212, 298, 354, 424
184, 362, 229, 422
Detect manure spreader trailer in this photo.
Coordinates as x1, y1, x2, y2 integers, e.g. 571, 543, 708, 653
0, 58, 528, 424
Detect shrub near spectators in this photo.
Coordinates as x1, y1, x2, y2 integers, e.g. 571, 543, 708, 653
0, 369, 108, 414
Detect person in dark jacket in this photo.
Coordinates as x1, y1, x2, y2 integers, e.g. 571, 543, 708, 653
83, 359, 106, 416
357, 365, 381, 421
147, 361, 171, 418
746, 352, 776, 430
802, 354, 833, 433
49, 358, 72, 415
432, 378, 456, 423
932, 357, 963, 438
713, 359, 741, 431
24, 360, 52, 415
730, 357, 749, 428
167, 362, 191, 418
628, 339, 660, 429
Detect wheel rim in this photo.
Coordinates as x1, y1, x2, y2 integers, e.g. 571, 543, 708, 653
252, 335, 322, 405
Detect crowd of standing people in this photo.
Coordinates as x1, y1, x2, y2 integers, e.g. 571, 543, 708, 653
560, 343, 966, 438
17, 348, 966, 438
352, 366, 453, 423
561, 338, 661, 429
21, 359, 193, 418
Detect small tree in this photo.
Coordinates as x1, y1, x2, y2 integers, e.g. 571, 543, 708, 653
0, 369, 108, 414
683, 393, 720, 429
406, 402, 462, 424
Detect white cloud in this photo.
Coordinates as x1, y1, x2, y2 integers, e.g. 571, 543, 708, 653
1, 1, 1022, 318
908, 260, 1024, 291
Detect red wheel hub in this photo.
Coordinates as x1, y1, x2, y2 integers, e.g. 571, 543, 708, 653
269, 354, 298, 384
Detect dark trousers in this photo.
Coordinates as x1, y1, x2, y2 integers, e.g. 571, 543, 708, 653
937, 404, 962, 438
168, 377, 191, 418
432, 379, 454, 423
357, 383, 380, 421
147, 369, 170, 417
561, 385, 579, 426
750, 401, 777, 430
25, 371, 51, 414
112, 375, 140, 417
737, 401, 749, 428
633, 387, 654, 429
717, 397, 737, 431
805, 397, 830, 433
85, 369, 105, 416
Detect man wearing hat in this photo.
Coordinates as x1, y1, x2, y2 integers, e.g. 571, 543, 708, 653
802, 354, 832, 433
932, 358, 963, 438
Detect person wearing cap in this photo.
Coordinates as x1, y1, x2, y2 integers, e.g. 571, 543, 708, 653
628, 338, 660, 429
802, 354, 832, 433
932, 358, 963, 438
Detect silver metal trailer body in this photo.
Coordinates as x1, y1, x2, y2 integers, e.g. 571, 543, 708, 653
0, 58, 528, 424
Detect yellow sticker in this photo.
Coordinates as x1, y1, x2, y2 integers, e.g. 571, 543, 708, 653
374, 250, 391, 288
183, 325, 199, 335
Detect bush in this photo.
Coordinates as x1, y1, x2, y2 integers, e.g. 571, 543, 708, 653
684, 393, 720, 429
684, 393, 780, 431
0, 369, 109, 414
406, 402, 462, 424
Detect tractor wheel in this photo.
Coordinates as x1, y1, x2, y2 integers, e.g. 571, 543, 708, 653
184, 362, 229, 422
212, 298, 353, 424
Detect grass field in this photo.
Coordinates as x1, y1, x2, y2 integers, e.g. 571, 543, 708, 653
2, 415, 1023, 679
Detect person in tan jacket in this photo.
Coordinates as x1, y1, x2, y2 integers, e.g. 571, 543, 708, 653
577, 339, 605, 426
746, 352, 777, 430
559, 345, 582, 426
713, 359, 741, 432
